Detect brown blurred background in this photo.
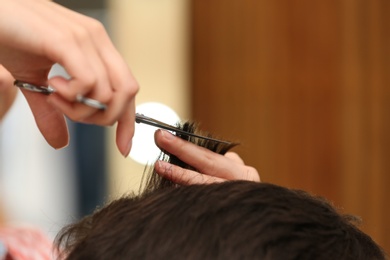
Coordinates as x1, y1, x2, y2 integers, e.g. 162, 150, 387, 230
191, 0, 389, 253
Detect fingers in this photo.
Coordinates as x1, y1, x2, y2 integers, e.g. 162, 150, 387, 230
154, 129, 261, 184
21, 90, 69, 149
44, 13, 115, 114
31, 1, 138, 155
0, 65, 17, 120
115, 99, 136, 157
0, 65, 13, 91
154, 129, 226, 177
46, 3, 139, 157
155, 160, 225, 185
0, 0, 139, 154
224, 152, 245, 164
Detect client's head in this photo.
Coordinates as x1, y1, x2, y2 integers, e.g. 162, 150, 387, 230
55, 121, 385, 259
55, 181, 385, 260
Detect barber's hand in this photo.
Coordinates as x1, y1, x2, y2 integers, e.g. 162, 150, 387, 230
0, 0, 138, 156
154, 129, 260, 185
0, 65, 17, 121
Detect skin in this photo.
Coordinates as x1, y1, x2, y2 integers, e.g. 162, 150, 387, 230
0, 65, 17, 121
154, 129, 260, 185
0, 0, 258, 182
0, 0, 139, 156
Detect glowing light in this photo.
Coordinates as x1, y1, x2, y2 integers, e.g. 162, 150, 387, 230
129, 102, 180, 165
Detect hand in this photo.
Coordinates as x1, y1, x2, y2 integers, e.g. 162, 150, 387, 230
154, 129, 260, 185
0, 0, 138, 156
0, 65, 17, 120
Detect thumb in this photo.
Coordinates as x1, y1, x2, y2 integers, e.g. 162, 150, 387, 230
21, 89, 69, 149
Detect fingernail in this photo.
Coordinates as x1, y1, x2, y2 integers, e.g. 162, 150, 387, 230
124, 140, 132, 158
160, 130, 175, 140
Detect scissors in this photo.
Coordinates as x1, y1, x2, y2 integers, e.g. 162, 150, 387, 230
14, 80, 107, 110
15, 80, 232, 145
135, 113, 233, 145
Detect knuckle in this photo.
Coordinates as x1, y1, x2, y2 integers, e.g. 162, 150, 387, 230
198, 174, 206, 184
98, 88, 113, 103
122, 81, 140, 99
246, 166, 260, 182
204, 156, 216, 175
165, 164, 178, 182
180, 169, 190, 185
205, 151, 216, 166
131, 82, 140, 94
72, 26, 90, 44
206, 176, 219, 184
85, 18, 107, 38
42, 31, 72, 58
90, 19, 105, 33
188, 172, 202, 185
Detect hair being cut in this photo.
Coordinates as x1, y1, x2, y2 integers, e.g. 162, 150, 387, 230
55, 121, 386, 260
140, 121, 237, 193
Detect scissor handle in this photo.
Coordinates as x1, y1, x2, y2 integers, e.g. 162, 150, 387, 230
14, 80, 54, 95
14, 80, 106, 110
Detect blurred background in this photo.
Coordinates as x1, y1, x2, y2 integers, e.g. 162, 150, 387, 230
0, 0, 388, 253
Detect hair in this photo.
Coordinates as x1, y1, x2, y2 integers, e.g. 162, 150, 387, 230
139, 121, 237, 193
55, 181, 385, 260
55, 121, 386, 260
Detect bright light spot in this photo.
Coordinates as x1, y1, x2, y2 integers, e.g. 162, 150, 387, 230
48, 64, 71, 79
129, 102, 180, 165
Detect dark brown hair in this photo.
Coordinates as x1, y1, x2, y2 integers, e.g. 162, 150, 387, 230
56, 181, 385, 260
55, 122, 386, 259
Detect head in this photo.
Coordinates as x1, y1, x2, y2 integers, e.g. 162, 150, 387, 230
55, 181, 385, 260
55, 121, 385, 259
